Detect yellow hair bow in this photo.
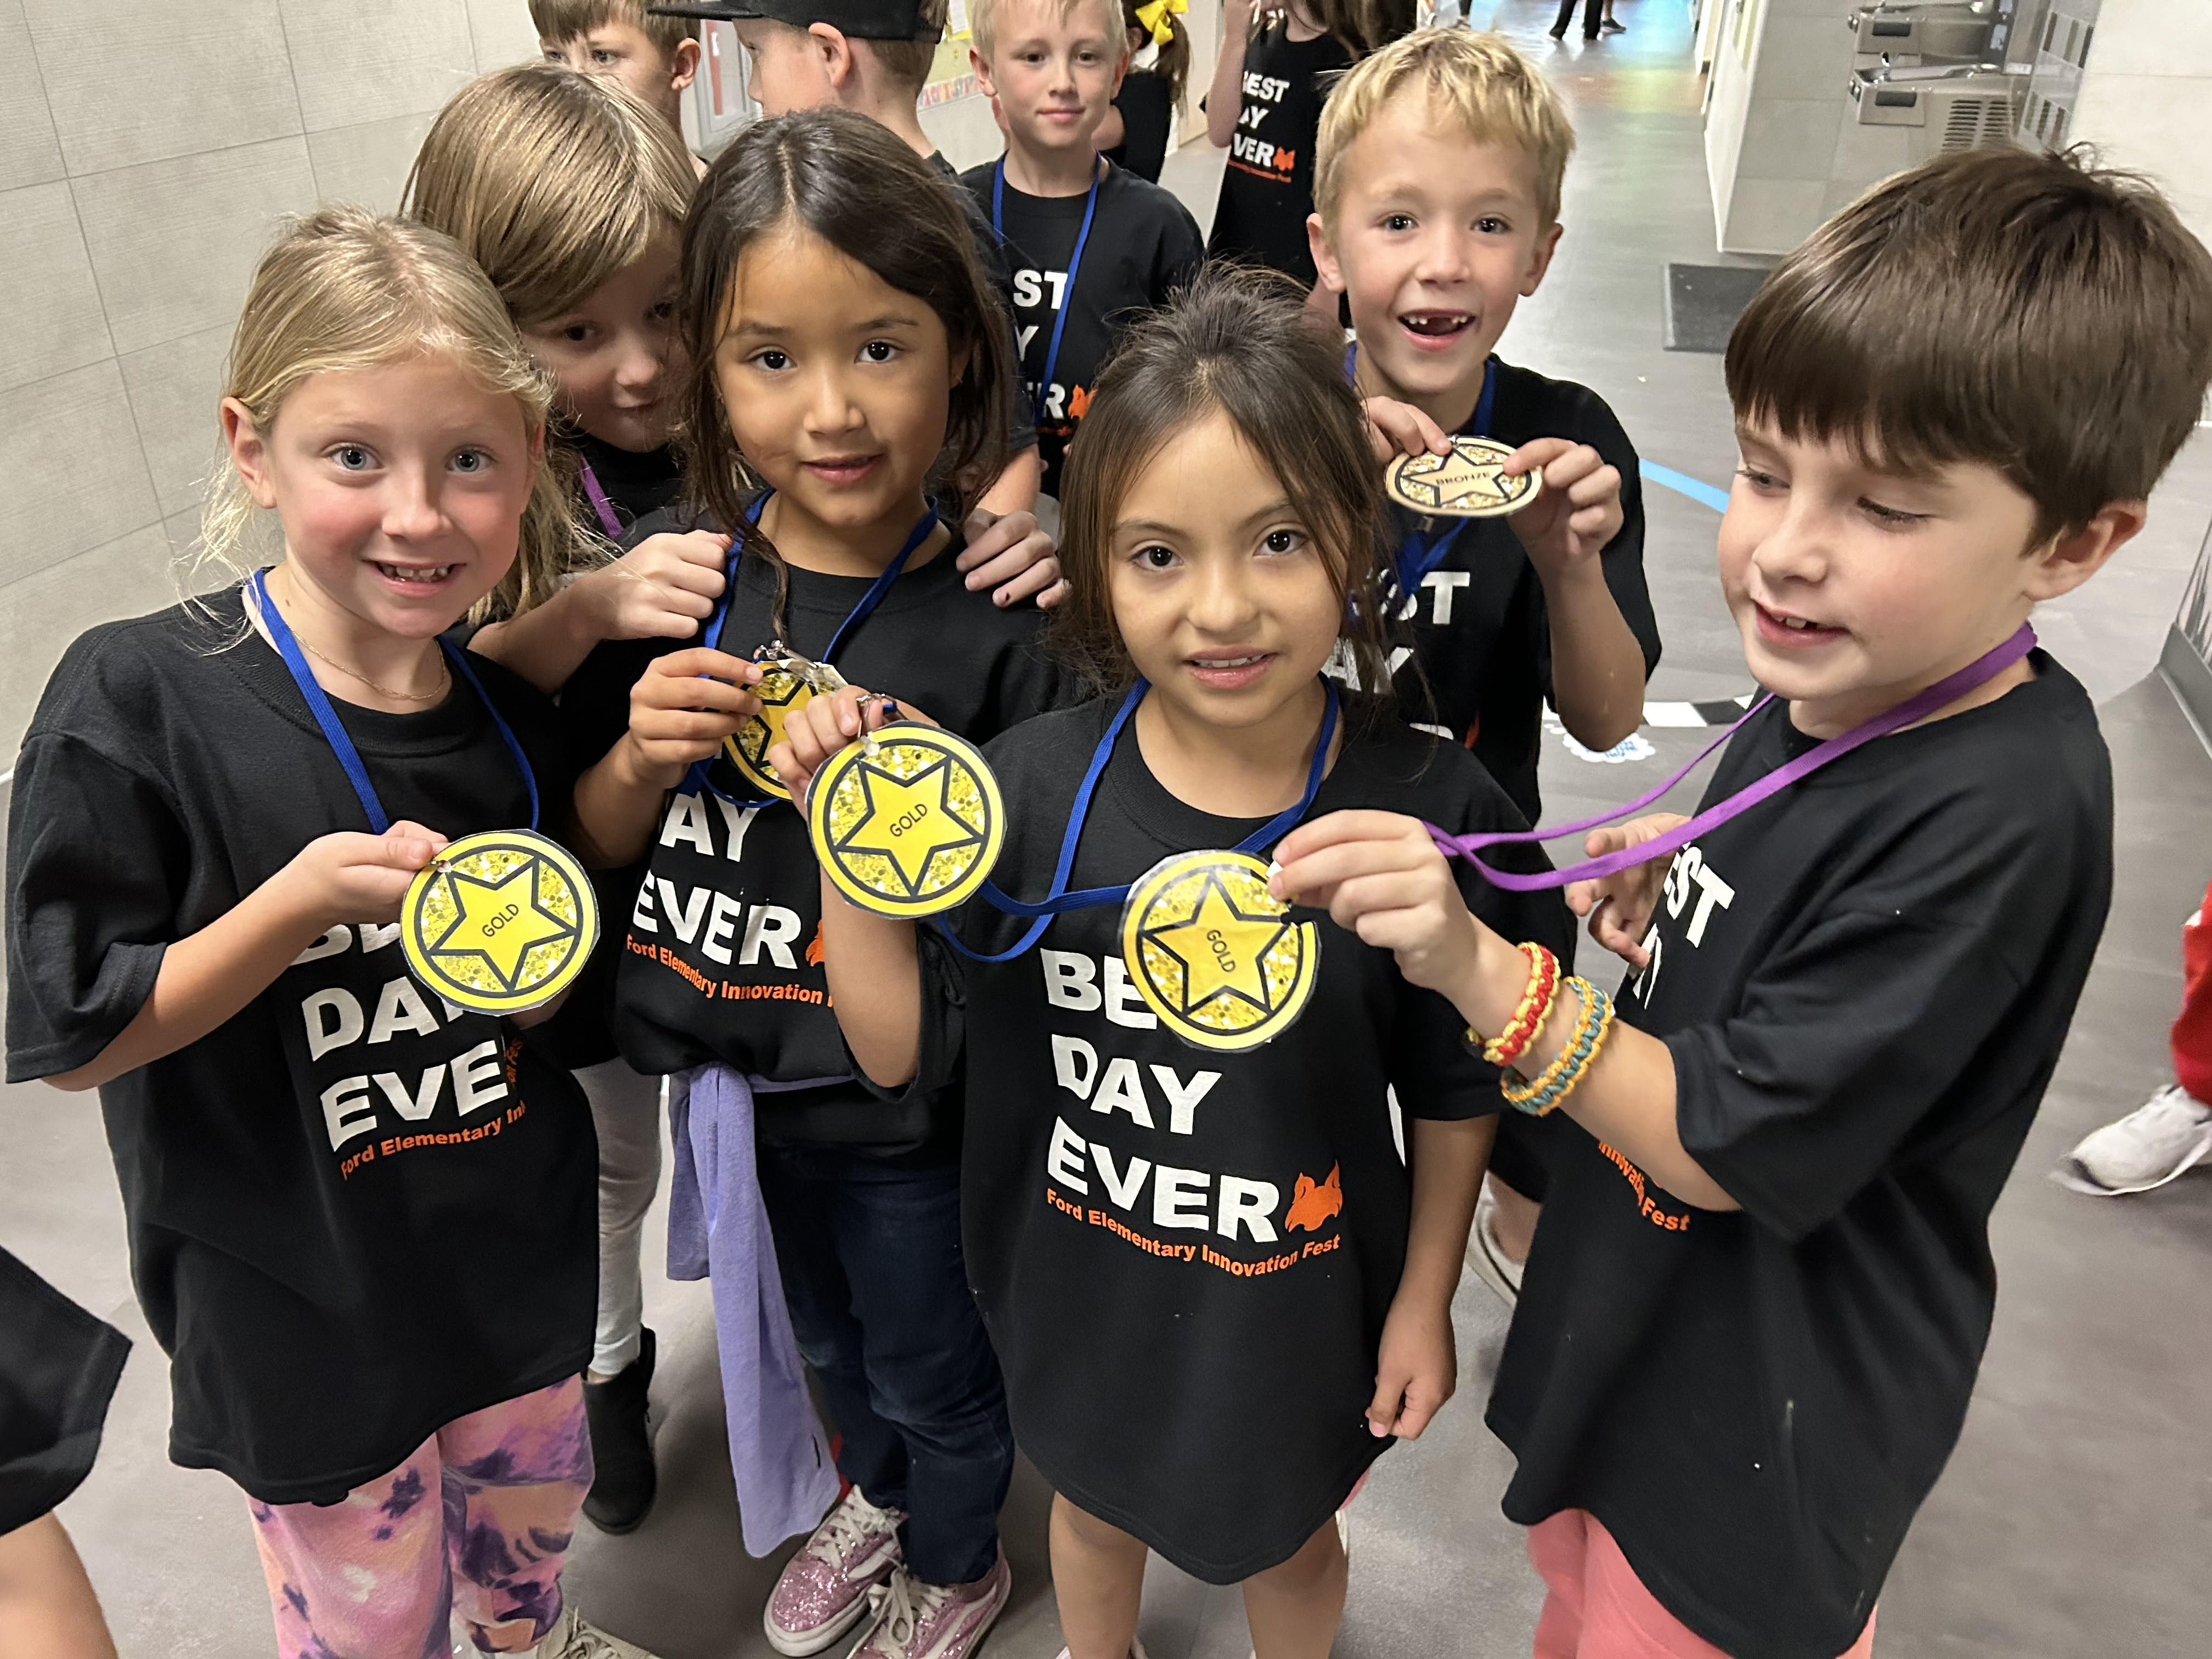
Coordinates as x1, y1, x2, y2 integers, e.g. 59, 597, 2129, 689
1133, 0, 1187, 46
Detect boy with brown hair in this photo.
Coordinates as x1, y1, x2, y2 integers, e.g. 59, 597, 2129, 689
533, 0, 702, 137
1278, 143, 2212, 1657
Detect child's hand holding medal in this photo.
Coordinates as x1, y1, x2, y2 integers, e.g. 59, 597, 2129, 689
619, 648, 765, 788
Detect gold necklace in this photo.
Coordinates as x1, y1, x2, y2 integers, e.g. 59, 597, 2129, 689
295, 633, 450, 704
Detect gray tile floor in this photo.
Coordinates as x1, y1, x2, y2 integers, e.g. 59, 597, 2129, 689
7, 2, 2211, 1655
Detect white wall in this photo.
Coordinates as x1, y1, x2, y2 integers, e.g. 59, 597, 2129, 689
0, 0, 545, 761
2068, 0, 2212, 250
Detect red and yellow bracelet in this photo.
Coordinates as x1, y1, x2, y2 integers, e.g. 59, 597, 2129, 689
1470, 941, 1560, 1067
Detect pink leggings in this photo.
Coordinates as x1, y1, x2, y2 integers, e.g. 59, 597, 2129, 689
247, 1376, 591, 1658
1529, 1509, 1876, 1658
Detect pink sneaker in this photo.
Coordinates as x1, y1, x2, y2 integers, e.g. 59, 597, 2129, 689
849, 1547, 1011, 1659
763, 1488, 906, 1656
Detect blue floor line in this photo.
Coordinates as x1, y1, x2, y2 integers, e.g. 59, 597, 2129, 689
1642, 460, 1731, 514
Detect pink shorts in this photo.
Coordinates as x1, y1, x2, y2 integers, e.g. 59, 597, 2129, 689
1527, 1509, 1876, 1658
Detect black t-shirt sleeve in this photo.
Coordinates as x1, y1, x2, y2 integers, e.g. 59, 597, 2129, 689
0, 1248, 129, 1534
1532, 389, 1660, 702
5, 733, 183, 1082
1155, 197, 1206, 301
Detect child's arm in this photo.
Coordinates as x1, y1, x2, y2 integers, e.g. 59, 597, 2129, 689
1272, 810, 1739, 1212
1504, 438, 1645, 752
47, 823, 448, 1092
1367, 1111, 1492, 1439
0, 1513, 118, 1659
569, 649, 761, 868
469, 529, 730, 695
1206, 0, 1257, 147
766, 686, 929, 1086
978, 447, 1044, 519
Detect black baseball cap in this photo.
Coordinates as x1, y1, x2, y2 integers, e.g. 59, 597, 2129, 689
648, 0, 937, 36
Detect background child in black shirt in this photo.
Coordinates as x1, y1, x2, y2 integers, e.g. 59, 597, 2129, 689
1275, 148, 2212, 1659
569, 110, 1073, 1659
1099, 0, 1191, 183
5, 210, 651, 1659
960, 0, 1204, 496
787, 271, 1567, 1659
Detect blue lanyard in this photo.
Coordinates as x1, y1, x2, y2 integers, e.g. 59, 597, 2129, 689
1345, 346, 1497, 599
992, 159, 1102, 431
938, 678, 1341, 963
246, 568, 539, 835
681, 496, 940, 801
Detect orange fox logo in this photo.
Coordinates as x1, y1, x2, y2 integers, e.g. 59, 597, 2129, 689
1274, 149, 1296, 173
1068, 383, 1092, 420
805, 922, 825, 967
1285, 1163, 1341, 1232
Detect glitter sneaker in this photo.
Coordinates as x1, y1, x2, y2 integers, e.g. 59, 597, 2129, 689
2055, 1085, 2212, 1195
763, 1487, 906, 1656
849, 1548, 1011, 1659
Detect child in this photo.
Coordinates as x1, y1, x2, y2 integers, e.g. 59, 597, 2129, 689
565, 109, 1078, 1659
960, 0, 1204, 495
533, 0, 703, 146
1204, 0, 1409, 295
783, 269, 1569, 1659
657, 0, 1047, 515
1310, 27, 1660, 1302
1273, 145, 2212, 1658
1099, 0, 1190, 183
4, 209, 655, 1659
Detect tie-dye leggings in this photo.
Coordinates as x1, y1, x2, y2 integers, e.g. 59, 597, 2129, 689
247, 1376, 592, 1658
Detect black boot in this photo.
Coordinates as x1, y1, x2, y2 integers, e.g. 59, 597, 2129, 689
582, 1327, 657, 1534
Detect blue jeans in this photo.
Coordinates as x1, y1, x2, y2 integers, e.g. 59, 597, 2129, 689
757, 1145, 1013, 1584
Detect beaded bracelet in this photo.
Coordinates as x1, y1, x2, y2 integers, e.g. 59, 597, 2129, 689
1469, 941, 1560, 1066
1500, 978, 1615, 1117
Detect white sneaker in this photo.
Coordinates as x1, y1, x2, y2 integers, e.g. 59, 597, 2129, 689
1464, 1183, 1525, 1306
1052, 1644, 1150, 1659
2056, 1085, 2212, 1194
517, 1604, 660, 1659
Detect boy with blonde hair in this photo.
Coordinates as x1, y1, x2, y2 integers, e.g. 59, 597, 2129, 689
958, 0, 1203, 494
1310, 27, 1660, 1300
533, 0, 702, 138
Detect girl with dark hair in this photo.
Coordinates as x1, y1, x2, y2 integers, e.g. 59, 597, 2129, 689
565, 107, 1078, 1659
781, 269, 1568, 1659
1099, 0, 1193, 183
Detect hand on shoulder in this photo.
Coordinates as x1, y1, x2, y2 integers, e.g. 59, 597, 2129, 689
956, 505, 1068, 610
580, 529, 730, 641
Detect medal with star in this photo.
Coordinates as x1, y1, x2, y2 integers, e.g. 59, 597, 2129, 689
1119, 850, 1319, 1051
1385, 435, 1542, 518
400, 830, 600, 1015
809, 725, 1006, 918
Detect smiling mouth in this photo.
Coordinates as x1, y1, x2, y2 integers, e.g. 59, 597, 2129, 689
375, 562, 458, 586
1400, 311, 1475, 338
803, 454, 880, 480
1755, 601, 1846, 640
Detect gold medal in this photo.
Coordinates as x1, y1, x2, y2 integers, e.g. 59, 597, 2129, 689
1385, 435, 1541, 517
724, 648, 843, 801
809, 723, 1006, 918
1119, 850, 1319, 1052
400, 830, 599, 1015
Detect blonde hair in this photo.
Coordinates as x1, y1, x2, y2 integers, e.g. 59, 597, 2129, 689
403, 62, 696, 329
199, 208, 582, 623
969, 0, 1123, 63
529, 0, 695, 55
1315, 27, 1574, 227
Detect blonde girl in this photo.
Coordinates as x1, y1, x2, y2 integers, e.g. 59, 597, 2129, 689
4, 208, 653, 1659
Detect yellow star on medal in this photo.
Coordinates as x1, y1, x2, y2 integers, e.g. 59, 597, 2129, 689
426, 860, 574, 991
835, 758, 984, 893
1143, 876, 1289, 1014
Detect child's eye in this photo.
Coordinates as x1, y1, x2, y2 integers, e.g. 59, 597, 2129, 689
752, 348, 791, 372
1381, 212, 1415, 233
561, 323, 594, 344
1259, 527, 1306, 556
450, 449, 490, 475
861, 340, 898, 364
648, 300, 676, 324
330, 445, 374, 472
1858, 497, 1929, 528
1131, 543, 1178, 570
1475, 215, 1510, 235
591, 48, 619, 65
1735, 466, 1782, 492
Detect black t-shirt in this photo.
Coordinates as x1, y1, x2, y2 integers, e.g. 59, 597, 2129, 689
563, 510, 1080, 1150
1382, 358, 1660, 825
4, 585, 598, 1504
1207, 19, 1351, 289
958, 160, 1203, 495
1107, 69, 1176, 183
573, 430, 684, 535
917, 697, 1571, 1581
0, 1247, 129, 1534
1486, 657, 2112, 1659
930, 150, 1040, 460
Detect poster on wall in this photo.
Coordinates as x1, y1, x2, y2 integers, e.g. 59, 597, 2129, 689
920, 0, 981, 109
692, 21, 758, 155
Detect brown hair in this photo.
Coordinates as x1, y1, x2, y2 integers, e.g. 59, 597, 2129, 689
676, 107, 1012, 572
1316, 28, 1573, 227
529, 0, 696, 55
199, 208, 582, 624
1052, 266, 1393, 698
403, 62, 696, 330
876, 0, 950, 96
1726, 145, 2212, 546
1301, 0, 1415, 59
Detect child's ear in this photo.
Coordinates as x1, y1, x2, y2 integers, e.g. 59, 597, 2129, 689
808, 23, 857, 93
670, 37, 702, 93
1307, 213, 1346, 297
970, 45, 997, 98
947, 336, 973, 392
1519, 220, 1564, 298
2026, 499, 2147, 601
221, 397, 280, 510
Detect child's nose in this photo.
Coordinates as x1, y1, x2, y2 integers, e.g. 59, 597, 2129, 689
383, 470, 445, 539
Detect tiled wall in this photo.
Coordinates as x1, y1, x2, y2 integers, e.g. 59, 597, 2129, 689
2071, 0, 2212, 252
0, 0, 544, 763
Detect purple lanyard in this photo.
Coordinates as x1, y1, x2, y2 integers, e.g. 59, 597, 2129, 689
1429, 623, 2038, 891
579, 460, 624, 540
